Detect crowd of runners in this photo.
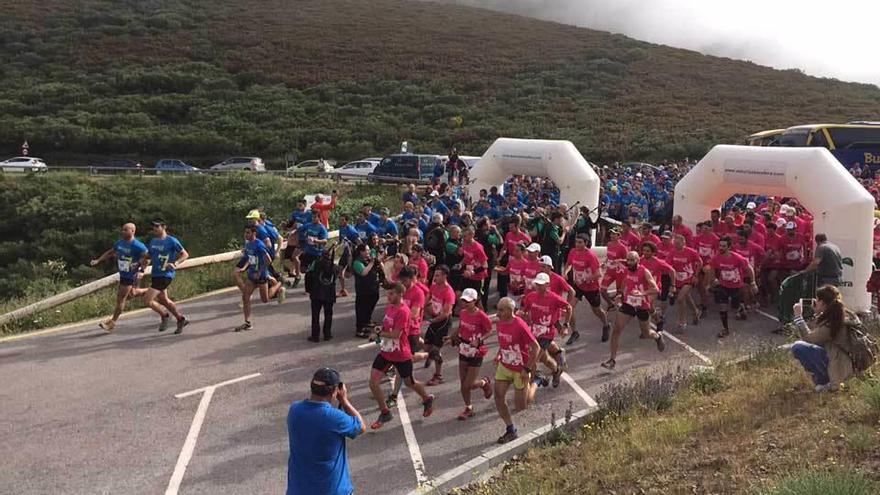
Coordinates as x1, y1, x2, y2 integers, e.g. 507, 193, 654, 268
92, 158, 857, 444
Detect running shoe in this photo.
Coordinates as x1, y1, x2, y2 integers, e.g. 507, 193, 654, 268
565, 330, 581, 346
556, 348, 567, 371
427, 374, 444, 386
551, 368, 563, 388
655, 333, 666, 352
422, 395, 435, 417
533, 373, 550, 388
292, 276, 301, 288
385, 395, 398, 408
99, 319, 116, 332
497, 427, 518, 444
457, 407, 475, 421
277, 287, 286, 305
481, 377, 493, 399
158, 314, 170, 332
600, 359, 616, 370
601, 323, 611, 342
371, 410, 394, 430
174, 317, 189, 335
234, 321, 252, 332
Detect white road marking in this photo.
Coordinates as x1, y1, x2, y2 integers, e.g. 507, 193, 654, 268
357, 341, 376, 349
396, 391, 431, 488
756, 310, 780, 322
560, 372, 598, 408
165, 387, 215, 495
174, 373, 262, 399
661, 332, 713, 365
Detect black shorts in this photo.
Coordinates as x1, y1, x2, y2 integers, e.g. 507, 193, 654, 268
574, 288, 601, 307
408, 334, 423, 353
151, 276, 173, 291
459, 354, 484, 368
119, 278, 136, 287
338, 245, 352, 269
283, 245, 298, 261
714, 286, 742, 307
425, 319, 451, 347
372, 354, 413, 379
248, 276, 269, 286
620, 303, 650, 321
537, 337, 555, 350
658, 275, 672, 302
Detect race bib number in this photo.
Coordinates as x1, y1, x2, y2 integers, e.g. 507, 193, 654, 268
626, 294, 644, 307
431, 301, 442, 314
510, 274, 522, 286
720, 269, 739, 283
574, 270, 589, 284
459, 342, 478, 357
500, 348, 523, 367
380, 338, 400, 353
533, 324, 550, 337
786, 250, 802, 261
248, 255, 258, 266
117, 258, 132, 273
159, 254, 170, 271
675, 270, 689, 282
699, 246, 712, 257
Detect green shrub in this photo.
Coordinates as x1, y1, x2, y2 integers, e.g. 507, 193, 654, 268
759, 470, 879, 495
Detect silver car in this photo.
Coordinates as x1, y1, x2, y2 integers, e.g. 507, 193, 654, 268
334, 160, 379, 177
210, 157, 266, 172
0, 156, 48, 173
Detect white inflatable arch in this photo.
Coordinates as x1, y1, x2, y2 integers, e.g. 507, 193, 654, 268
469, 138, 600, 221
674, 145, 874, 311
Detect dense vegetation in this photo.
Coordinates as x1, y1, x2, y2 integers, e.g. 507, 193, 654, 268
1, 0, 879, 167
0, 174, 399, 303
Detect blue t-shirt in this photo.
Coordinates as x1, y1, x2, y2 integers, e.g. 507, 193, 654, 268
355, 220, 378, 241
367, 212, 383, 225
402, 191, 420, 205
301, 222, 329, 256
242, 239, 270, 280
148, 235, 185, 280
114, 238, 148, 282
375, 218, 398, 238
287, 400, 361, 495
289, 209, 313, 228
339, 224, 360, 244
254, 224, 276, 258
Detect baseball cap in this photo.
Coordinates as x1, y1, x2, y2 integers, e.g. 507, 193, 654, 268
150, 218, 166, 227
380, 207, 391, 216
245, 209, 261, 220
786, 221, 797, 230
460, 288, 479, 302
746, 202, 756, 210
661, 230, 672, 238
775, 218, 786, 228
311, 367, 341, 391
539, 255, 554, 267
533, 272, 550, 285
526, 243, 542, 253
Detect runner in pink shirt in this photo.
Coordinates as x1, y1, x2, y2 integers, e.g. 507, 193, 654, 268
638, 223, 661, 247
519, 272, 572, 387
460, 228, 489, 307
564, 234, 611, 343
445, 288, 494, 420
672, 215, 694, 247
493, 297, 540, 444
423, 265, 456, 386
708, 237, 755, 338
733, 229, 766, 314
601, 251, 665, 370
601, 228, 629, 310
521, 243, 543, 292
694, 222, 720, 313
385, 267, 428, 404
639, 241, 675, 332
495, 243, 529, 299
666, 233, 703, 332
368, 284, 435, 430
620, 222, 641, 250
656, 231, 675, 260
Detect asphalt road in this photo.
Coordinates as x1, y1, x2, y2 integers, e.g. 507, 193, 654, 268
0, 286, 786, 495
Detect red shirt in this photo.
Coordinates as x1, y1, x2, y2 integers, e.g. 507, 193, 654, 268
408, 257, 429, 282
695, 232, 720, 262
461, 241, 489, 281
666, 246, 702, 287
496, 316, 537, 372
520, 290, 568, 340
640, 256, 674, 289
611, 265, 653, 310
641, 233, 662, 248
379, 303, 412, 362
710, 252, 750, 289
774, 233, 807, 269
621, 230, 641, 249
310, 196, 337, 228
507, 256, 529, 295
504, 230, 531, 256
606, 240, 628, 262
522, 258, 542, 291
566, 248, 601, 292
732, 241, 765, 269
428, 282, 456, 321
752, 221, 768, 238
457, 308, 493, 358
403, 284, 426, 336
657, 240, 674, 259
673, 224, 694, 247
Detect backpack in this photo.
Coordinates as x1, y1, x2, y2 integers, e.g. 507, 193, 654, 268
842, 320, 878, 374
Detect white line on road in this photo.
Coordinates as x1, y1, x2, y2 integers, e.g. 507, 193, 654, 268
662, 332, 713, 365
175, 373, 262, 399
756, 310, 780, 322
396, 391, 431, 488
560, 372, 598, 408
165, 387, 215, 495
357, 341, 376, 349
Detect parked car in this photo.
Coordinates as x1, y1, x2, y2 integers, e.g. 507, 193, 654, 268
91, 159, 143, 173
368, 154, 443, 182
155, 159, 199, 174
288, 159, 337, 173
210, 156, 266, 172
0, 156, 47, 173
333, 160, 379, 177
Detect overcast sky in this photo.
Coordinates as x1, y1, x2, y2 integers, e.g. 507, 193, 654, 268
449, 0, 880, 87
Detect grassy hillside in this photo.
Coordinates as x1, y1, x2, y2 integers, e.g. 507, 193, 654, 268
1, 0, 879, 166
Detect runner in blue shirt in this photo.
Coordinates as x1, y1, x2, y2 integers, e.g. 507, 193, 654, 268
144, 219, 189, 334
234, 225, 285, 332
336, 215, 361, 297
360, 204, 383, 225
300, 215, 329, 280
90, 222, 148, 332
285, 200, 313, 288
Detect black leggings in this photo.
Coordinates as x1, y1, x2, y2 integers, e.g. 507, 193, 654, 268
310, 298, 334, 339
355, 292, 380, 331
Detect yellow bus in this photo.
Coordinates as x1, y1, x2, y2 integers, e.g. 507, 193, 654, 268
745, 129, 785, 146
751, 123, 880, 169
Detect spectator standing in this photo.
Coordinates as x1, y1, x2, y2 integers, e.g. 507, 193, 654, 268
801, 233, 843, 287
305, 248, 340, 342
287, 367, 365, 495
310, 192, 337, 228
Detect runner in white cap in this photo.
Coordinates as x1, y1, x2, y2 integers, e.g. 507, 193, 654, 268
519, 272, 572, 387
522, 243, 542, 292
445, 288, 494, 420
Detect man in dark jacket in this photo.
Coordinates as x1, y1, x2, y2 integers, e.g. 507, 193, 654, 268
305, 247, 339, 342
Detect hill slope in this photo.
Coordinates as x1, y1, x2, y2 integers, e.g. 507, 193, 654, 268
1, 0, 879, 165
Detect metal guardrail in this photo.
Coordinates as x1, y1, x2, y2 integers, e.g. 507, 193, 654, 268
38, 166, 376, 182
0, 230, 341, 327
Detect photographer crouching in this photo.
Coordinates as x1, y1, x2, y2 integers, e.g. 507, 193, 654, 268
287, 367, 365, 495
